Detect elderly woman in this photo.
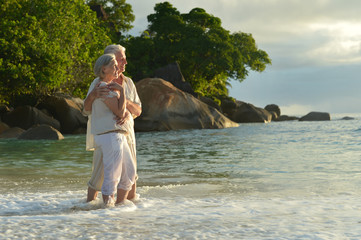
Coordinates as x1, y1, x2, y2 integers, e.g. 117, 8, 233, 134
88, 53, 135, 205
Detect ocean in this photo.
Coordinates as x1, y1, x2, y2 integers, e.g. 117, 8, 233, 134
1, 113, 361, 239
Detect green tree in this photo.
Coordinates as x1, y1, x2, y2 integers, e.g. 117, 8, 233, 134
86, 0, 135, 42
123, 2, 271, 100
122, 32, 155, 81
0, 0, 111, 106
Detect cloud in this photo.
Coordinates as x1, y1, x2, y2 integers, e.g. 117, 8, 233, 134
128, 0, 361, 113
195, 1, 361, 66
129, 0, 361, 67
228, 63, 361, 114
306, 22, 361, 64
279, 104, 313, 116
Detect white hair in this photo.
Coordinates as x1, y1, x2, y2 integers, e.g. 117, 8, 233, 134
93, 54, 116, 79
104, 44, 126, 55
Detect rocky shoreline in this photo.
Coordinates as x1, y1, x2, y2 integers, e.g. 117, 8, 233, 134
0, 63, 351, 140
0, 77, 338, 141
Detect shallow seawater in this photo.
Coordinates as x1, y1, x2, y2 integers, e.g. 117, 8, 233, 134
1, 114, 361, 239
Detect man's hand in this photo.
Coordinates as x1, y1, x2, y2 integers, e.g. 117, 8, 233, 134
114, 111, 130, 125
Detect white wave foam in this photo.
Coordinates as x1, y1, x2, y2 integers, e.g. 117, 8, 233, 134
1, 187, 361, 239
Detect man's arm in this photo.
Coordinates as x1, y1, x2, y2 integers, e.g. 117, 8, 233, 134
108, 80, 142, 118
126, 100, 142, 118
83, 91, 96, 113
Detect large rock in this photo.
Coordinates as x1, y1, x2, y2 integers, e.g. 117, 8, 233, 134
220, 98, 237, 117
0, 121, 10, 134
18, 124, 64, 140
39, 94, 87, 134
0, 105, 11, 120
153, 62, 197, 97
198, 96, 222, 112
134, 78, 238, 131
221, 99, 272, 123
341, 116, 354, 120
0, 127, 25, 139
2, 105, 60, 130
265, 104, 281, 120
299, 111, 331, 121
234, 102, 272, 123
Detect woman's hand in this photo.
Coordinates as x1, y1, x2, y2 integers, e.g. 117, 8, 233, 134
94, 82, 110, 99
83, 82, 110, 113
107, 82, 124, 94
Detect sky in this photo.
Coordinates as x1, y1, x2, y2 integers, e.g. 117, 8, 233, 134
126, 0, 361, 115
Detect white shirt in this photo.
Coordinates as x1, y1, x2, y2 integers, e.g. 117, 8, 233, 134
85, 77, 141, 151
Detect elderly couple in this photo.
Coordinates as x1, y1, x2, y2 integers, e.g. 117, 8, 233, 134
84, 44, 142, 205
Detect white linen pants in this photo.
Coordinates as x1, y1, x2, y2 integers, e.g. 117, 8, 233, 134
87, 135, 137, 192
94, 132, 135, 196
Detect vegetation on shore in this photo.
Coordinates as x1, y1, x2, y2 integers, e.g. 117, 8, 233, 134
0, 0, 271, 107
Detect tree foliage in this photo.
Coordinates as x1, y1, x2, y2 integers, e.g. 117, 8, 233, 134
86, 0, 134, 43
0, 0, 270, 107
122, 2, 271, 100
0, 0, 111, 106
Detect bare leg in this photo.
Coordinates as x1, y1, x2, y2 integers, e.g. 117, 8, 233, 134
102, 194, 115, 204
87, 187, 98, 202
127, 182, 136, 200
116, 188, 129, 204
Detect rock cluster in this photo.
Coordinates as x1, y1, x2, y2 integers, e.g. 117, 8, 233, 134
0, 93, 86, 140
0, 63, 345, 140
134, 78, 238, 131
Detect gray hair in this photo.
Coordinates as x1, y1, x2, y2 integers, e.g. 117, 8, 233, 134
93, 54, 116, 79
104, 44, 126, 55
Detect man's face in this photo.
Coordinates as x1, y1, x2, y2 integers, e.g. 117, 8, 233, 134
115, 51, 127, 73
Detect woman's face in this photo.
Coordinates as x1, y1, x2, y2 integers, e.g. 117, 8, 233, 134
102, 59, 119, 81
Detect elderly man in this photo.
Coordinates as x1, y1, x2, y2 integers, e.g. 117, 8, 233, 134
84, 44, 142, 202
